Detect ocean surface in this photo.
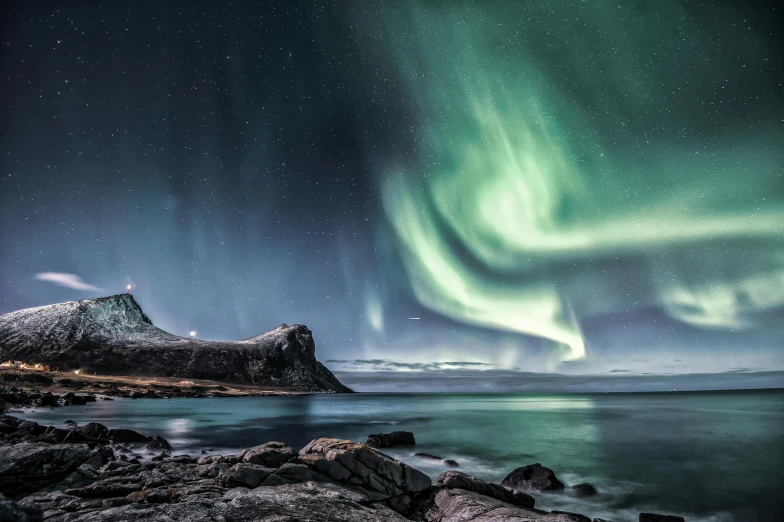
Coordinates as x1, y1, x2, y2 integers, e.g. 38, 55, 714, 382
20, 390, 784, 522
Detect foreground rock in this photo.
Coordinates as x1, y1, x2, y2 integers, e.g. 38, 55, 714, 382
0, 417, 687, 522
0, 493, 42, 522
367, 431, 416, 448
0, 442, 93, 497
426, 488, 586, 522
0, 294, 351, 393
502, 463, 565, 492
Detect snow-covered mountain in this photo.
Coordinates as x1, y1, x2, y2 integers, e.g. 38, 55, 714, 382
0, 295, 350, 393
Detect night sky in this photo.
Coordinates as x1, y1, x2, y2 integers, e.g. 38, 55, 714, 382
2, 0, 783, 386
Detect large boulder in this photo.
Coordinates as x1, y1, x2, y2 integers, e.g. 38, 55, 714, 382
239, 441, 296, 468
62, 482, 408, 522
425, 488, 587, 522
105, 429, 148, 444
501, 463, 565, 492
78, 422, 108, 439
435, 470, 535, 509
219, 463, 275, 488
0, 442, 93, 497
570, 482, 597, 497
263, 437, 431, 513
367, 431, 416, 448
0, 493, 42, 522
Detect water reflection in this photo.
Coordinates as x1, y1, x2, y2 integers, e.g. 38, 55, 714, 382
19, 391, 784, 522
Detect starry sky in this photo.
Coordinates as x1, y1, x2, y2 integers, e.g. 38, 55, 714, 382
1, 0, 783, 387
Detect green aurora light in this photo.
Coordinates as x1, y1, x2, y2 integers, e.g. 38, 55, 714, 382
369, 1, 784, 360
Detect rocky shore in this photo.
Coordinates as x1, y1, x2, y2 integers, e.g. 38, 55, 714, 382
0, 375, 306, 409
0, 416, 686, 522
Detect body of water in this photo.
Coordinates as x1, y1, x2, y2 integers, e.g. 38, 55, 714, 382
20, 390, 784, 522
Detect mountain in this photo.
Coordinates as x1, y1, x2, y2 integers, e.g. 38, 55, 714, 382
0, 294, 351, 393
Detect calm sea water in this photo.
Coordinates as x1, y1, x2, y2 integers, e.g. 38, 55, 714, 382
20, 390, 784, 522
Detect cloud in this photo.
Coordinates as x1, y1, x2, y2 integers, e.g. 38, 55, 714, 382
333, 369, 784, 393
34, 272, 102, 291
327, 358, 492, 372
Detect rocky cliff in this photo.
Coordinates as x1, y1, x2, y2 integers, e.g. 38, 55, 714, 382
0, 295, 351, 393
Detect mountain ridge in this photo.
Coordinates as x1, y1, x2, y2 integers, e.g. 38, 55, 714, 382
0, 294, 351, 393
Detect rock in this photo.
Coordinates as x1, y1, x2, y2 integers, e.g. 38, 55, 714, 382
105, 429, 148, 444
62, 392, 88, 406
0, 493, 43, 522
501, 463, 565, 492
639, 514, 685, 522
293, 437, 431, 512
79, 422, 108, 438
36, 393, 59, 407
367, 431, 416, 448
443, 459, 459, 468
145, 435, 171, 453
0, 442, 93, 497
239, 441, 296, 468
67, 481, 407, 521
435, 470, 535, 509
415, 452, 443, 460
219, 463, 274, 488
571, 482, 597, 497
17, 420, 45, 435
425, 488, 581, 522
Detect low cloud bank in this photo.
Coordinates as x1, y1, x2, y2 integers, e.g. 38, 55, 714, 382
334, 369, 784, 393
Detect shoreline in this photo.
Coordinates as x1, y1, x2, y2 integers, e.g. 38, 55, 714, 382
0, 368, 319, 401
0, 413, 687, 522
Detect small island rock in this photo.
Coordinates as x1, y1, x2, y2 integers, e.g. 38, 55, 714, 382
501, 463, 565, 492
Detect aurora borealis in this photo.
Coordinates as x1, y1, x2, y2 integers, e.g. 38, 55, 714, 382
1, 0, 783, 387
368, 1, 784, 363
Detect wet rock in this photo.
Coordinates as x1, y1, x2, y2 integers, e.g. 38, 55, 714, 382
443, 459, 459, 468
415, 452, 443, 460
639, 514, 685, 522
0, 493, 43, 522
78, 422, 108, 439
36, 393, 59, 408
145, 435, 171, 453
0, 442, 93, 497
502, 463, 565, 492
62, 393, 88, 406
105, 429, 148, 444
367, 431, 416, 448
571, 482, 598, 497
435, 470, 535, 509
239, 441, 296, 467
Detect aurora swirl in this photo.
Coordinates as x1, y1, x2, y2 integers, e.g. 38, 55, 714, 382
371, 0, 784, 360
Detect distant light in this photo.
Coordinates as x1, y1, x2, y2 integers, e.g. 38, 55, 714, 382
407, 317, 421, 320
73, 370, 80, 375
189, 331, 196, 337
126, 284, 132, 293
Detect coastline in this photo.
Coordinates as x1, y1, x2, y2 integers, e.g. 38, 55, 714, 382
0, 369, 319, 401
0, 413, 685, 522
